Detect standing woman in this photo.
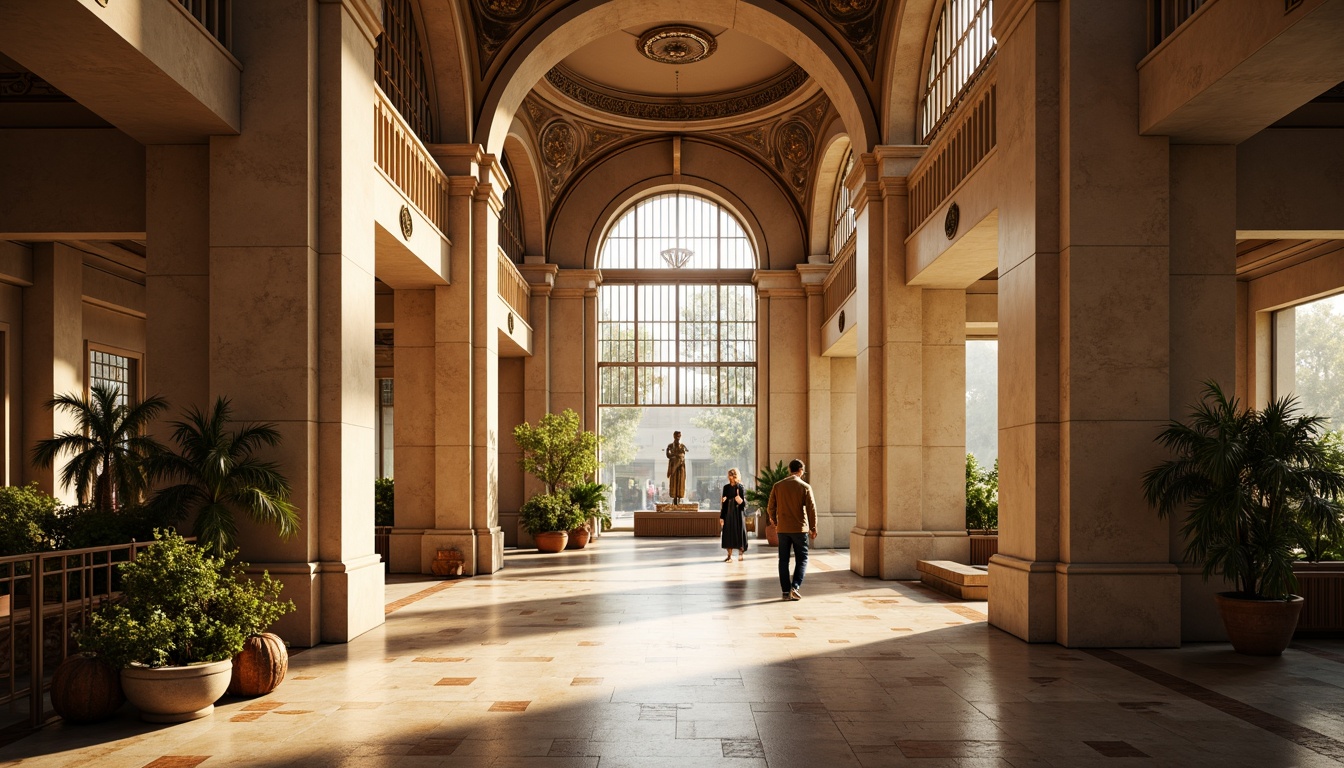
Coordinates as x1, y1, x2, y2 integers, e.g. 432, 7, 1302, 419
720, 468, 749, 562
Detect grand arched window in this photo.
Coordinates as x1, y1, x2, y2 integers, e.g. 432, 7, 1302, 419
919, 0, 995, 142
597, 192, 757, 521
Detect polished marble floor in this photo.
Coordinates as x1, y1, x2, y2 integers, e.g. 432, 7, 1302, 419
3, 533, 1344, 767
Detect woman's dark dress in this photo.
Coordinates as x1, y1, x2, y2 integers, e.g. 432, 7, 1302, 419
720, 482, 749, 551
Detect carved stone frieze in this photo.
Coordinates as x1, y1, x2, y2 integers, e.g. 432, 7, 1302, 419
466, 0, 548, 71
545, 65, 809, 122
795, 0, 883, 76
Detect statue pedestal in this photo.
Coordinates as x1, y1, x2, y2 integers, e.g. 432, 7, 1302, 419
655, 503, 700, 513
637, 504, 718, 537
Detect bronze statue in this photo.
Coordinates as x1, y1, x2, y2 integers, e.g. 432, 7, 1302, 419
665, 431, 688, 503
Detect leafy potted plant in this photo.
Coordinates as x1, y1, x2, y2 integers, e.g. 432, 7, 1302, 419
519, 493, 586, 553
513, 409, 602, 552
1143, 382, 1344, 655
78, 530, 294, 721
150, 397, 300, 556
746, 461, 791, 548
567, 481, 611, 549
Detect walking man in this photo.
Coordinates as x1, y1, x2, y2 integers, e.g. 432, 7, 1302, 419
767, 459, 818, 601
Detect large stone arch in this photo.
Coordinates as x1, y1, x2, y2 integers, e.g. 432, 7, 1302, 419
502, 123, 547, 257
545, 137, 805, 271
880, 0, 940, 145
808, 116, 852, 259
472, 0, 878, 157
417, 0, 474, 142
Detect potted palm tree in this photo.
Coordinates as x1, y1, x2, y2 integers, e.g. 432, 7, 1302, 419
78, 530, 293, 721
1143, 382, 1344, 655
513, 409, 601, 552
151, 397, 300, 556
566, 481, 611, 549
32, 383, 168, 513
746, 461, 790, 548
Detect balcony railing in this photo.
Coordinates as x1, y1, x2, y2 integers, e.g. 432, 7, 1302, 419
1148, 0, 1210, 49
908, 61, 997, 234
175, 0, 231, 48
375, 87, 450, 236
823, 241, 857, 324
498, 249, 531, 324
0, 540, 161, 728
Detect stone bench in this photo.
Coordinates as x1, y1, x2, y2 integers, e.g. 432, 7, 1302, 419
917, 560, 988, 600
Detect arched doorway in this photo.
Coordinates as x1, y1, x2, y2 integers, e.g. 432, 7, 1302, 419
596, 191, 758, 524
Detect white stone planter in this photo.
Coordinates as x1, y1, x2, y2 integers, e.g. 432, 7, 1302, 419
121, 659, 233, 723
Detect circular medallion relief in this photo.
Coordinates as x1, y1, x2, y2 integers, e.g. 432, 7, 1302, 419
637, 26, 718, 65
507, 312, 515, 333
399, 205, 414, 240
944, 203, 960, 240
778, 121, 813, 167
541, 121, 575, 168
838, 310, 846, 333
824, 0, 877, 20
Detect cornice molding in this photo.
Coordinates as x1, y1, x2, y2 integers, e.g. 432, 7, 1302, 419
544, 65, 810, 123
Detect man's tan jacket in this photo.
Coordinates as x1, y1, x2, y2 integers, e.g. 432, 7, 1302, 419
767, 474, 817, 534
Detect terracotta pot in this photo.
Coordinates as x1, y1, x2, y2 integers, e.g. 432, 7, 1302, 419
566, 526, 591, 550
121, 658, 233, 723
228, 633, 288, 697
534, 530, 568, 553
430, 548, 465, 577
763, 523, 778, 547
1214, 592, 1304, 656
51, 653, 124, 723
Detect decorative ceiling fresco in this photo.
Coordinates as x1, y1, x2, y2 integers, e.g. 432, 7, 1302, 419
543, 64, 810, 122
522, 85, 835, 213
465, 0, 889, 83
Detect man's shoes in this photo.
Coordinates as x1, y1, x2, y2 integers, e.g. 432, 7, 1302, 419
781, 592, 791, 600
789, 589, 801, 601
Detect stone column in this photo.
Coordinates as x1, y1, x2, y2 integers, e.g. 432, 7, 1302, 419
1169, 145, 1238, 641
756, 270, 808, 469
850, 148, 968, 579
389, 288, 435, 572
512, 264, 557, 548
988, 0, 1064, 643
419, 146, 507, 575
145, 145, 209, 432
799, 264, 834, 545
208, 0, 383, 645
22, 243, 83, 502
550, 269, 600, 420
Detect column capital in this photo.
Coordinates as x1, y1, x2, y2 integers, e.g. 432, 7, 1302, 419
796, 263, 831, 296
429, 144, 487, 177
753, 269, 804, 298
553, 268, 601, 298
519, 263, 559, 294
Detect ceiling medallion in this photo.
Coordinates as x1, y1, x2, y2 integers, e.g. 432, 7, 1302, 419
638, 26, 718, 65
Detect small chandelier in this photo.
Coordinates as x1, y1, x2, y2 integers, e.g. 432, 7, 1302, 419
660, 247, 694, 269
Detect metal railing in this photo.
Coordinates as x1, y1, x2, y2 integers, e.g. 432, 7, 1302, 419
375, 87, 450, 236
823, 241, 857, 324
175, 0, 231, 49
0, 540, 158, 729
908, 62, 997, 234
1148, 0, 1210, 49
498, 249, 531, 324
374, 526, 392, 571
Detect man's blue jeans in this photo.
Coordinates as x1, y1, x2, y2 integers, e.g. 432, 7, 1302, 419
777, 532, 810, 593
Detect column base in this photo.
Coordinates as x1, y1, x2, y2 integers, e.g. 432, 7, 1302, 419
878, 531, 970, 580
475, 526, 504, 574
1056, 562, 1180, 647
987, 554, 1057, 643
248, 562, 319, 647
319, 553, 386, 643
849, 526, 881, 576
388, 527, 427, 573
